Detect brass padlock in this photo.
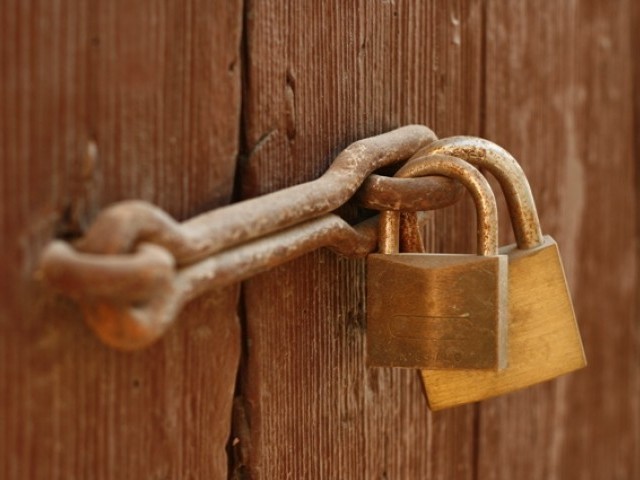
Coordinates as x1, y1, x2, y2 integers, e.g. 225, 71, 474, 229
366, 154, 508, 370
404, 137, 586, 410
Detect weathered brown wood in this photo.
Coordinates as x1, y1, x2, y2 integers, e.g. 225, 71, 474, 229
235, 0, 640, 478
476, 1, 639, 479
2, 1, 639, 478
634, 9, 640, 478
0, 1, 242, 478
234, 0, 484, 477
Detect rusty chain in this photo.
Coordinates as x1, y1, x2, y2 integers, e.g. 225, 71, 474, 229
39, 125, 465, 349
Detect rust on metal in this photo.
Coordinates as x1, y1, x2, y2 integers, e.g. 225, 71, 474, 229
42, 242, 174, 302
356, 174, 462, 211
38, 126, 486, 350
41, 212, 430, 350
75, 125, 439, 264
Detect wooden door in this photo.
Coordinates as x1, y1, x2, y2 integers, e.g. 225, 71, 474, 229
1, 1, 638, 479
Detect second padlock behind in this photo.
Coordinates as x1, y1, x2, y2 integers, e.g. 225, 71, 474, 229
402, 137, 586, 410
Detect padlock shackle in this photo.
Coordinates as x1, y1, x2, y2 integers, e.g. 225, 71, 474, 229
380, 154, 499, 257
411, 137, 545, 250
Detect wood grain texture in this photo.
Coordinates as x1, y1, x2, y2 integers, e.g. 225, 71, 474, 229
0, 1, 242, 478
477, 1, 639, 479
234, 0, 485, 478
235, 0, 640, 478
2, 1, 638, 479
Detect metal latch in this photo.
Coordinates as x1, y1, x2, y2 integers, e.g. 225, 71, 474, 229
39, 126, 461, 350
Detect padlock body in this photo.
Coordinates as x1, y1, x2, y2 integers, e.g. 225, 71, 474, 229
367, 253, 508, 369
421, 235, 587, 410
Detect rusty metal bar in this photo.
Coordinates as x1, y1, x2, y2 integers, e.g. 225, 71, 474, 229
39, 170, 462, 350
41, 212, 430, 350
38, 125, 468, 350
41, 242, 175, 302
358, 174, 462, 211
74, 125, 439, 264
40, 172, 461, 302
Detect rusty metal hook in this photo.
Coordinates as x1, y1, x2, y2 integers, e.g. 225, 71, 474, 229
39, 125, 467, 350
74, 125, 440, 264
40, 171, 462, 349
41, 213, 425, 349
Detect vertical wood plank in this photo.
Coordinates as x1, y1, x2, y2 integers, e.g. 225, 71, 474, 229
0, 1, 243, 478
477, 1, 639, 479
233, 1, 485, 477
